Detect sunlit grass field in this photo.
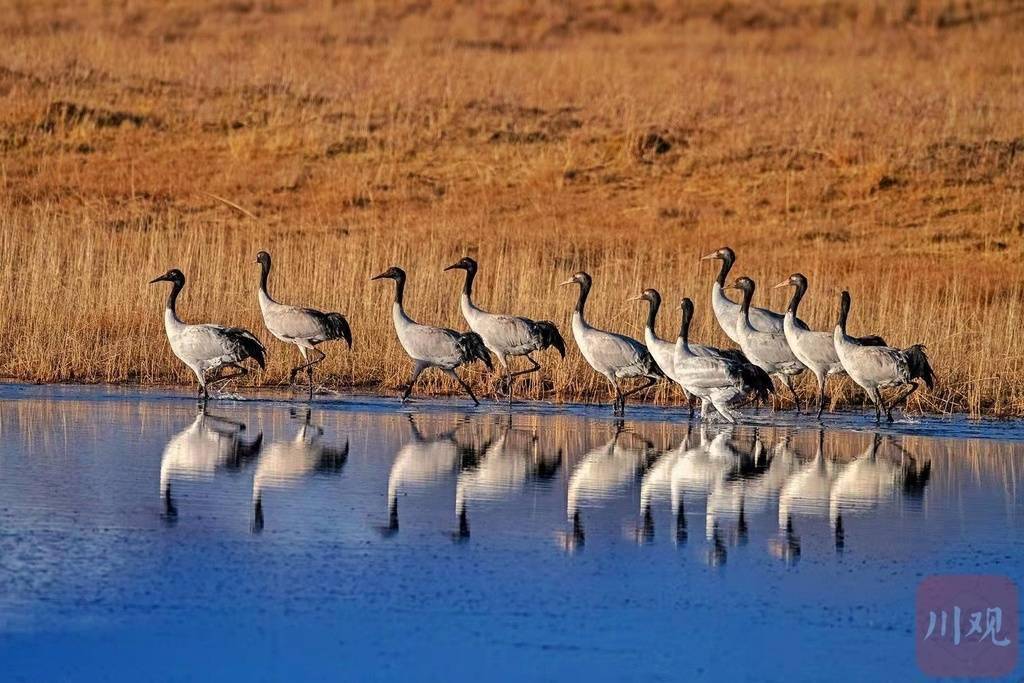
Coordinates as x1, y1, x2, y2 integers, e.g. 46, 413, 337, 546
1, 0, 1022, 415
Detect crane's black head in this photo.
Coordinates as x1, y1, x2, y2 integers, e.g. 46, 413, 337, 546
839, 290, 851, 316
255, 251, 272, 268
629, 288, 661, 305
443, 256, 477, 273
680, 297, 695, 328
681, 298, 694, 319
371, 266, 406, 281
772, 273, 807, 290
149, 269, 184, 286
700, 246, 735, 265
560, 271, 591, 289
728, 276, 755, 295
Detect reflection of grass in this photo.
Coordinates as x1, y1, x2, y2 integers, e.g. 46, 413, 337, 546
1, 1, 1022, 415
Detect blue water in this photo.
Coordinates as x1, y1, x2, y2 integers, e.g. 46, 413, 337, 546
0, 384, 1021, 681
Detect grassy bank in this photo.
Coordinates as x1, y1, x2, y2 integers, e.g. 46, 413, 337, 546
1, 1, 1022, 415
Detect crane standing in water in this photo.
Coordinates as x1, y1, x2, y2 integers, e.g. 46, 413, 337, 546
255, 251, 352, 401
833, 291, 935, 422
561, 272, 662, 416
445, 256, 565, 405
372, 266, 493, 405
150, 268, 266, 401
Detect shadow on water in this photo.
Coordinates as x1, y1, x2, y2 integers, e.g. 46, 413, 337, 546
0, 385, 1021, 680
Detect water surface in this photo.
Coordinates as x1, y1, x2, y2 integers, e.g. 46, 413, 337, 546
1, 385, 1021, 681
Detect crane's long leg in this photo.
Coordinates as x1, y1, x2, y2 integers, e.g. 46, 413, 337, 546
781, 375, 801, 413
508, 354, 542, 380
192, 367, 209, 403
815, 372, 827, 419
288, 347, 326, 382
622, 376, 658, 399
446, 369, 479, 406
208, 363, 249, 395
608, 378, 623, 415
402, 362, 428, 402
618, 376, 658, 415
288, 348, 326, 391
500, 354, 542, 406
888, 381, 920, 417
503, 355, 514, 408
870, 387, 884, 422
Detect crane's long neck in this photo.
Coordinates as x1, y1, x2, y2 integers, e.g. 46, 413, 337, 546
645, 296, 661, 335
258, 259, 274, 301
788, 280, 806, 316
165, 280, 184, 325
740, 286, 753, 326
574, 280, 591, 318
715, 256, 733, 288
462, 267, 476, 298
837, 295, 850, 336
393, 275, 406, 307
680, 305, 693, 353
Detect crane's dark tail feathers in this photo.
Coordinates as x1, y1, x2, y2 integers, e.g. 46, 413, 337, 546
741, 363, 774, 402
324, 312, 353, 348
904, 344, 935, 390
642, 349, 665, 377
856, 335, 888, 347
534, 320, 566, 358
458, 332, 494, 370
228, 328, 267, 369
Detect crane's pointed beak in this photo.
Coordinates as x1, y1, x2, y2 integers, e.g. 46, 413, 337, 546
149, 275, 167, 284
627, 294, 643, 302
370, 272, 388, 281
699, 251, 720, 261
443, 263, 460, 272
771, 280, 791, 289
558, 279, 575, 287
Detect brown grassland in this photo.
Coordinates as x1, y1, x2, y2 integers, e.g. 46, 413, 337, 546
1, 0, 1023, 416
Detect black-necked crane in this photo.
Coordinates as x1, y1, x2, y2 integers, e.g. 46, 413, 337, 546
630, 289, 696, 415
833, 291, 935, 422
729, 277, 806, 411
561, 272, 662, 415
150, 269, 266, 400
371, 266, 493, 405
773, 273, 888, 418
700, 246, 784, 343
255, 251, 352, 400
444, 256, 565, 405
673, 298, 773, 423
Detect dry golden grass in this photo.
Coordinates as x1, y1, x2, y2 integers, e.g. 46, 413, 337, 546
1, 0, 1023, 415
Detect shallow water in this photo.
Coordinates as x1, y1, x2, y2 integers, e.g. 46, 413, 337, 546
1, 384, 1021, 681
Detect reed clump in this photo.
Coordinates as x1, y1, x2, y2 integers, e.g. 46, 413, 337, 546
1, 1, 1022, 416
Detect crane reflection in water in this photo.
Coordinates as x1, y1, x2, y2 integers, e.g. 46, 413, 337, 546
251, 408, 349, 533
159, 408, 264, 522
